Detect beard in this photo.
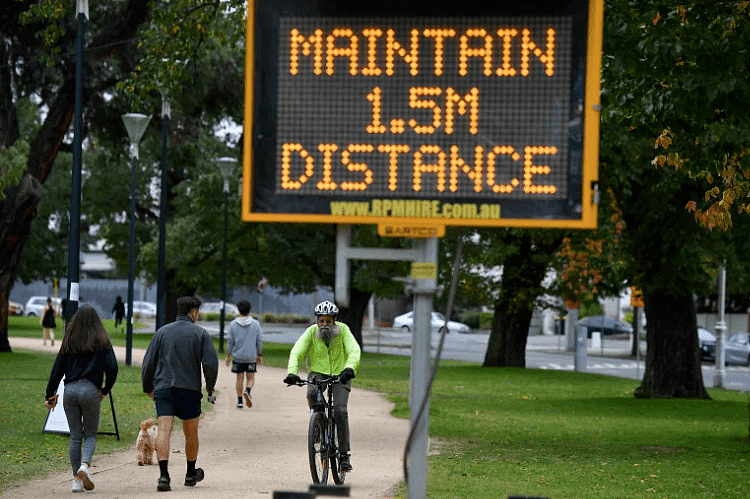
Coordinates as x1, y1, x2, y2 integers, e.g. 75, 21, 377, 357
317, 324, 340, 345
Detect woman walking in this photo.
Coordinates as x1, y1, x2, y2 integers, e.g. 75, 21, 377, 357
41, 297, 57, 346
45, 305, 119, 492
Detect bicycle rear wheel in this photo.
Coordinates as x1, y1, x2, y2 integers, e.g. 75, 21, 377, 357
308, 411, 329, 484
329, 418, 346, 484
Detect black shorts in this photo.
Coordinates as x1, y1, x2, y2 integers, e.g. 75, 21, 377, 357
153, 388, 202, 420
231, 361, 257, 373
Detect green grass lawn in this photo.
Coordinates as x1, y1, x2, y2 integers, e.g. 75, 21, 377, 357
4, 321, 750, 497
7, 315, 156, 349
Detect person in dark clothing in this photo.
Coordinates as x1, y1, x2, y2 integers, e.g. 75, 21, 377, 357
112, 296, 125, 331
41, 297, 57, 346
142, 296, 218, 492
45, 305, 119, 493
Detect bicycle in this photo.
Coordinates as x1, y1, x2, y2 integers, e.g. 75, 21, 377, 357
288, 375, 347, 485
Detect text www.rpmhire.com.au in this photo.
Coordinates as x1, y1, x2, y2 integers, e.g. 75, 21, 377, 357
330, 199, 500, 219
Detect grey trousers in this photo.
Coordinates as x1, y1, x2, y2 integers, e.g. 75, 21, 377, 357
63, 379, 101, 476
306, 372, 351, 454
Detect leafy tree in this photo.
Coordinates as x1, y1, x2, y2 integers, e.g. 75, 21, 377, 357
0, 0, 246, 351
1, 0, 149, 351
600, 0, 750, 398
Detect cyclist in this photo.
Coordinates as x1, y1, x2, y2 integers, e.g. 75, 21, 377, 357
284, 300, 361, 472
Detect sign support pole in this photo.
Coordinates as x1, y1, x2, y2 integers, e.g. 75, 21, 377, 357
406, 237, 438, 499
334, 227, 437, 498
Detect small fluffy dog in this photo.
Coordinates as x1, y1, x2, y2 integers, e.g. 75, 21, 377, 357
136, 418, 157, 466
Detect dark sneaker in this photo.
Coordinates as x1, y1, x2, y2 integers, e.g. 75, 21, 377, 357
157, 475, 171, 491
184, 468, 204, 487
339, 454, 352, 472
243, 389, 252, 408
237, 400, 243, 409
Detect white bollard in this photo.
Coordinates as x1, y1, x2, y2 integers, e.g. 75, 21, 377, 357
591, 331, 601, 350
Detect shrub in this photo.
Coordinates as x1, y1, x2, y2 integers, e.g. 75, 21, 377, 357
201, 312, 237, 322
460, 311, 481, 329
261, 313, 309, 324
458, 311, 494, 330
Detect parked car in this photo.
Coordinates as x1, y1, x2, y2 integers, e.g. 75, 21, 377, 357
699, 329, 750, 366
725, 332, 750, 366
392, 311, 471, 334
698, 327, 716, 362
123, 301, 157, 318
576, 316, 633, 338
8, 301, 24, 316
199, 302, 240, 317
24, 296, 61, 317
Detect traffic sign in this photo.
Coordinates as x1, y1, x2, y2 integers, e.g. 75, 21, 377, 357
243, 0, 603, 229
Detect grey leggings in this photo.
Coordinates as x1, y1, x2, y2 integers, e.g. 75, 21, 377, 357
63, 379, 101, 476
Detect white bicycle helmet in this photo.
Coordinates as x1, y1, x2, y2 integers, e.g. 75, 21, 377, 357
314, 300, 339, 317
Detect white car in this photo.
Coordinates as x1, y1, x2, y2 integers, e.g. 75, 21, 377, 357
199, 302, 240, 317
24, 296, 61, 317
124, 301, 157, 318
392, 311, 471, 334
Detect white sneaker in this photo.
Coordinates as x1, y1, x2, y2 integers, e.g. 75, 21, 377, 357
71, 478, 84, 493
76, 466, 94, 491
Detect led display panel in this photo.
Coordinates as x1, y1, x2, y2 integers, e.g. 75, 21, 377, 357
243, 0, 603, 229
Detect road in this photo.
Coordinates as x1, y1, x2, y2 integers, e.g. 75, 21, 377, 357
200, 322, 750, 392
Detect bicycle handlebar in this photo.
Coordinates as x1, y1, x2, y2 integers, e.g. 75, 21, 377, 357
286, 375, 341, 387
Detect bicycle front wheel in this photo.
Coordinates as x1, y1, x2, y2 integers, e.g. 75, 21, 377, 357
308, 411, 329, 484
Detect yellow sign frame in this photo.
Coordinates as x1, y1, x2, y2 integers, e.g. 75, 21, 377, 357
242, 1, 603, 230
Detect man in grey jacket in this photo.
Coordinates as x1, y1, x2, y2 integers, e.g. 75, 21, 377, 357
142, 296, 218, 492
225, 300, 263, 408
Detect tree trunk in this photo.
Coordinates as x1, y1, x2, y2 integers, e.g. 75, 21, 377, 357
0, 38, 21, 353
482, 232, 561, 367
635, 291, 709, 399
164, 274, 197, 328
0, 291, 11, 352
338, 288, 371, 347
484, 304, 533, 367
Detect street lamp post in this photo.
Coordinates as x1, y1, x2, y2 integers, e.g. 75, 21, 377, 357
65, 0, 89, 323
215, 157, 238, 354
156, 96, 170, 331
714, 263, 727, 388
122, 113, 152, 366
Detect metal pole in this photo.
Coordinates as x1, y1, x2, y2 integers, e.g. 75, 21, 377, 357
635, 306, 642, 379
121, 112, 151, 365
219, 181, 229, 354
156, 98, 169, 331
66, 4, 87, 323
714, 263, 727, 387
126, 154, 136, 366
407, 237, 438, 499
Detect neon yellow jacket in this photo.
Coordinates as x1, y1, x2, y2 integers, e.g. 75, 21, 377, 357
287, 322, 361, 376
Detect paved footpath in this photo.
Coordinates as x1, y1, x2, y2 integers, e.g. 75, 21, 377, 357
4, 338, 409, 499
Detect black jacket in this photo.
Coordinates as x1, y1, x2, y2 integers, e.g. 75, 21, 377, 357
45, 348, 119, 399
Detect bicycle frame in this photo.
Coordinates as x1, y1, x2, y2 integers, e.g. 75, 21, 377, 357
291, 375, 346, 485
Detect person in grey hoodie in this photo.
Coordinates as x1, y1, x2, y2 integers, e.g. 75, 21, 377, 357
141, 296, 218, 492
225, 299, 263, 409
